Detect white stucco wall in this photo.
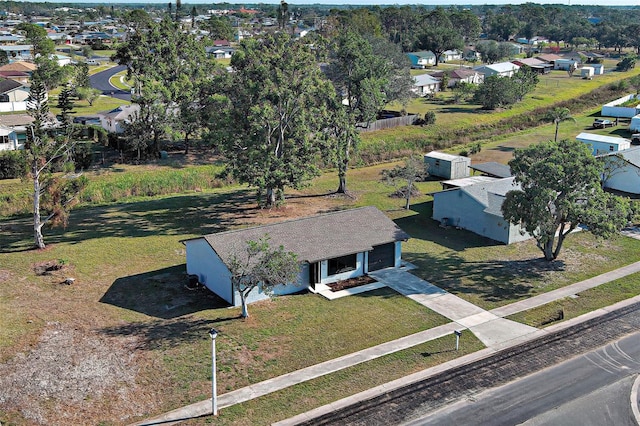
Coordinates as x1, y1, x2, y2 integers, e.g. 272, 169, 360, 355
185, 238, 234, 304
432, 189, 530, 244
602, 162, 640, 195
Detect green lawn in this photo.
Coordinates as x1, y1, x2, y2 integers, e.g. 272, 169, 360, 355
506, 272, 640, 327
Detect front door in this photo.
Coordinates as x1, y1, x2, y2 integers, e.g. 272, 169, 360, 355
368, 243, 395, 272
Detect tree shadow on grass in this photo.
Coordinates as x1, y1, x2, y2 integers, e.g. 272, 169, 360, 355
99, 316, 227, 350
99, 264, 231, 320
405, 250, 565, 304
0, 189, 257, 253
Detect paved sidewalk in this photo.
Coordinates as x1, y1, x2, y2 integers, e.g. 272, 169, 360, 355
132, 260, 640, 426
369, 269, 540, 349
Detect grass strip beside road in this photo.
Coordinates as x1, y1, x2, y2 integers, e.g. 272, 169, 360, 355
177, 331, 485, 426
506, 272, 640, 328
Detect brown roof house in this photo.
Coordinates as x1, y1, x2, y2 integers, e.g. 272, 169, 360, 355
183, 206, 410, 306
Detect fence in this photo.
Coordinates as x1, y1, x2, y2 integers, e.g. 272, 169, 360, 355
358, 114, 418, 133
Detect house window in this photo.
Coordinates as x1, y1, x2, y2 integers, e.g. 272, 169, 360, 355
0, 94, 9, 103
435, 159, 440, 167
0, 135, 8, 144
327, 254, 357, 276
609, 146, 614, 151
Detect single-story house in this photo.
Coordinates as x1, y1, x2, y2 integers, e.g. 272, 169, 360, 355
0, 44, 33, 61
424, 151, 470, 179
576, 132, 630, 155
554, 58, 579, 71
183, 206, 411, 306
205, 46, 235, 59
536, 53, 563, 64
413, 74, 441, 96
0, 125, 20, 151
431, 68, 483, 88
474, 62, 520, 78
440, 175, 497, 190
0, 61, 36, 75
99, 104, 140, 133
599, 146, 640, 195
432, 177, 531, 244
0, 78, 29, 112
511, 57, 552, 74
469, 162, 513, 178
0, 70, 29, 85
406, 51, 436, 69
439, 49, 461, 63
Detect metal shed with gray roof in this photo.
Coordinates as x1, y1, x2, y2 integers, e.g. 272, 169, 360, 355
432, 177, 531, 244
183, 206, 410, 306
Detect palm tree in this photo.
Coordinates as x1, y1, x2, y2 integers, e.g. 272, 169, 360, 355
546, 107, 576, 142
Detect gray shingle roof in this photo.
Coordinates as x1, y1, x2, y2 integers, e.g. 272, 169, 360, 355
197, 206, 410, 265
0, 78, 22, 94
462, 177, 520, 217
469, 162, 513, 178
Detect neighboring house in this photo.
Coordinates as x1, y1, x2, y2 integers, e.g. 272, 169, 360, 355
554, 58, 579, 71
576, 132, 630, 155
406, 51, 436, 68
469, 162, 513, 178
439, 49, 461, 63
183, 206, 411, 307
0, 78, 29, 112
0, 34, 24, 45
432, 177, 531, 244
432, 68, 484, 88
0, 44, 33, 61
424, 151, 471, 179
413, 73, 441, 96
0, 125, 20, 151
0, 61, 36, 75
536, 53, 563, 63
511, 57, 552, 74
0, 70, 29, 85
474, 62, 520, 78
99, 104, 140, 133
205, 46, 235, 59
463, 47, 481, 62
53, 54, 72, 66
599, 146, 640, 195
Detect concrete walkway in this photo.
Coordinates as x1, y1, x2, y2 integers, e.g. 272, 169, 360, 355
132, 260, 640, 426
369, 269, 541, 349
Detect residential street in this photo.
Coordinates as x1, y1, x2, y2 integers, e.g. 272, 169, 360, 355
404, 332, 640, 426
89, 64, 132, 101
295, 302, 640, 426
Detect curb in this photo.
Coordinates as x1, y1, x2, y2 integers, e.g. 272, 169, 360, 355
631, 374, 640, 426
275, 296, 640, 426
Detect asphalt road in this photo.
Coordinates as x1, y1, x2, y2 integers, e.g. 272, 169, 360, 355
300, 302, 640, 426
88, 64, 132, 101
404, 333, 640, 426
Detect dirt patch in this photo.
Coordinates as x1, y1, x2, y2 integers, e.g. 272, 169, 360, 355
0, 269, 12, 283
0, 322, 153, 425
32, 260, 67, 276
328, 275, 377, 292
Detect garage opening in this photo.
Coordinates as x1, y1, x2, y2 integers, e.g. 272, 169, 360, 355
368, 243, 395, 272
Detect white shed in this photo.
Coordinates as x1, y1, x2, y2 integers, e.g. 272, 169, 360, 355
576, 132, 631, 155
592, 63, 604, 75
580, 67, 594, 79
183, 207, 410, 306
424, 151, 471, 179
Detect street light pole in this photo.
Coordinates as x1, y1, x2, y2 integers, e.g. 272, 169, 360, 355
209, 328, 219, 416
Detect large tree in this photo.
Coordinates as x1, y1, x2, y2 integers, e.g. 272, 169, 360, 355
326, 30, 389, 194
502, 139, 630, 261
213, 33, 335, 207
228, 236, 300, 318
415, 9, 463, 67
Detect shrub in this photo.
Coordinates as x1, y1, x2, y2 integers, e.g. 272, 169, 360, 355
0, 150, 26, 179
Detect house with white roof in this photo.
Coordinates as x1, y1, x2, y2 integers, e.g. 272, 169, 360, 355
599, 146, 640, 195
432, 177, 531, 244
412, 74, 441, 96
576, 132, 631, 156
474, 62, 520, 78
